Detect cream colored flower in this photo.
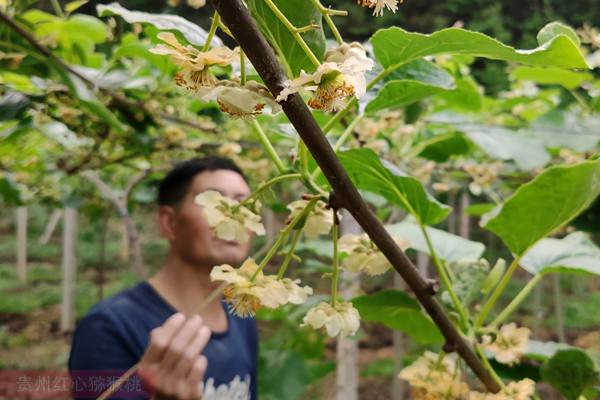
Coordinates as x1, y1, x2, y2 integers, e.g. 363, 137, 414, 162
286, 199, 339, 240
196, 80, 281, 118
302, 301, 360, 337
399, 351, 469, 399
186, 0, 205, 9
339, 233, 409, 275
211, 258, 313, 317
469, 378, 535, 400
357, 0, 400, 16
218, 142, 242, 158
149, 32, 238, 92
276, 42, 374, 112
195, 190, 265, 244
481, 323, 530, 365
464, 161, 502, 196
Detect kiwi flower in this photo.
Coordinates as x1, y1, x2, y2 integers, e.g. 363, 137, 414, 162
276, 42, 374, 112
210, 258, 313, 317
194, 190, 265, 244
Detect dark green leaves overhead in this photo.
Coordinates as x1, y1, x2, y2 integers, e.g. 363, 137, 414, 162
246, 0, 325, 76
338, 148, 450, 225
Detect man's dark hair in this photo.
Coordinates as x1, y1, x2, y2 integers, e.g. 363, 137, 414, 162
158, 156, 247, 206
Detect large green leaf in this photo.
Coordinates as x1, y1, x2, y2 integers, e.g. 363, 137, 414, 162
246, 0, 325, 76
352, 290, 443, 344
458, 125, 550, 171
97, 2, 222, 47
365, 80, 452, 114
482, 159, 600, 256
540, 349, 599, 400
371, 24, 589, 71
338, 148, 450, 225
521, 232, 600, 275
386, 220, 485, 262
510, 66, 593, 89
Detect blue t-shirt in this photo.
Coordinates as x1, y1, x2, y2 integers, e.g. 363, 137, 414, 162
68, 281, 258, 399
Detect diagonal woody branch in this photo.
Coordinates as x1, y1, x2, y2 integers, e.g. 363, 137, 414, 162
211, 0, 501, 393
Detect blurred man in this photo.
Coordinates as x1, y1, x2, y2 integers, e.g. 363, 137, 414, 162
69, 156, 258, 400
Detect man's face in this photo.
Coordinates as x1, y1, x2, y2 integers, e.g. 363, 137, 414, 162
163, 169, 253, 268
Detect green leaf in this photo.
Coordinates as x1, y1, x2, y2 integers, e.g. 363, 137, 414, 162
540, 349, 599, 400
65, 0, 88, 14
464, 203, 496, 217
482, 159, 600, 256
62, 15, 108, 44
386, 220, 485, 262
521, 232, 600, 275
39, 121, 93, 149
458, 125, 550, 171
387, 59, 455, 89
365, 80, 452, 114
352, 290, 443, 344
416, 131, 472, 162
97, 2, 222, 47
537, 22, 580, 47
338, 148, 450, 225
57, 70, 127, 135
525, 340, 573, 362
511, 66, 593, 89
246, 0, 325, 76
371, 25, 589, 71
0, 92, 30, 121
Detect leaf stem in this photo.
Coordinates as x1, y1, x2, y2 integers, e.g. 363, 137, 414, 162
252, 197, 318, 280
240, 49, 246, 85
263, 0, 321, 67
50, 0, 64, 17
489, 273, 543, 329
277, 227, 303, 278
331, 215, 340, 306
251, 120, 286, 173
420, 224, 469, 330
202, 12, 221, 52
234, 173, 302, 212
476, 256, 521, 328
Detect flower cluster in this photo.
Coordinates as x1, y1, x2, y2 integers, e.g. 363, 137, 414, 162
150, 32, 279, 118
399, 351, 470, 399
194, 190, 265, 244
357, 0, 401, 17
286, 199, 340, 240
463, 161, 503, 196
339, 233, 409, 275
301, 301, 360, 337
276, 42, 374, 112
481, 323, 531, 366
469, 379, 536, 400
211, 258, 313, 317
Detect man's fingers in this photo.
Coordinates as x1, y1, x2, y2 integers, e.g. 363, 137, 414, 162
160, 315, 203, 372
172, 325, 211, 378
143, 313, 186, 365
186, 355, 208, 386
